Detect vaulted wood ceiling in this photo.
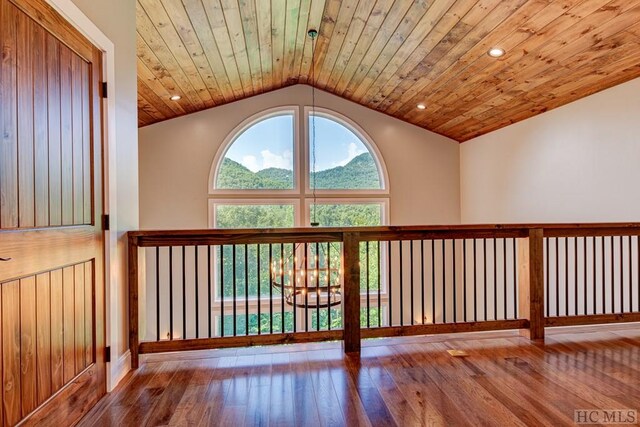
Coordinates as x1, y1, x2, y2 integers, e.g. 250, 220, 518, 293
136, 0, 640, 141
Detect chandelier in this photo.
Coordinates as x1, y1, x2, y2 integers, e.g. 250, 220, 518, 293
270, 244, 342, 309
269, 29, 344, 309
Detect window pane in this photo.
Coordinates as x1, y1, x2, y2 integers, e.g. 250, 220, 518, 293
308, 115, 382, 189
218, 242, 294, 299
308, 203, 383, 295
215, 204, 295, 228
308, 203, 382, 227
217, 114, 294, 189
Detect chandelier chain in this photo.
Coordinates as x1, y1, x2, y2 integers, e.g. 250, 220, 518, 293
310, 29, 318, 226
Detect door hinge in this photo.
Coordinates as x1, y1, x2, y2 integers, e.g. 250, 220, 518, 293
102, 214, 110, 231
101, 82, 108, 98
105, 346, 111, 363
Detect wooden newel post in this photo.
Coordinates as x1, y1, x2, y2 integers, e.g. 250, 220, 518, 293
128, 234, 140, 369
343, 232, 361, 353
518, 229, 545, 340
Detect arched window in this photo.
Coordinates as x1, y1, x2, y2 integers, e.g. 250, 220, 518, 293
208, 107, 390, 333
209, 106, 389, 229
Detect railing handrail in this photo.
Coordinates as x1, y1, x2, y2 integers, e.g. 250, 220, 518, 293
129, 222, 640, 247
128, 222, 640, 368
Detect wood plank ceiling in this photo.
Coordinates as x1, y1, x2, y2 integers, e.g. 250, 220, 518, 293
136, 0, 640, 141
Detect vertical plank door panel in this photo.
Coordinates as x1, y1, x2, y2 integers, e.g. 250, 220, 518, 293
17, 11, 35, 228
62, 266, 75, 382
3, 281, 21, 426
34, 24, 50, 227
71, 54, 84, 225
75, 263, 85, 373
36, 272, 52, 404
0, 1, 19, 229
20, 276, 37, 417
47, 34, 62, 227
82, 62, 92, 224
60, 44, 74, 226
84, 261, 93, 366
50, 268, 64, 393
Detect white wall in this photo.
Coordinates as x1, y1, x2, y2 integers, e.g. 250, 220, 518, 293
461, 77, 640, 224
139, 85, 461, 229
63, 0, 139, 388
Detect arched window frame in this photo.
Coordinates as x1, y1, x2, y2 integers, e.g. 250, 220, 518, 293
302, 106, 389, 197
208, 106, 301, 196
208, 106, 390, 228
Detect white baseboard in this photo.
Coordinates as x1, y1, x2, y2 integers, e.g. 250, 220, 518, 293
108, 350, 131, 392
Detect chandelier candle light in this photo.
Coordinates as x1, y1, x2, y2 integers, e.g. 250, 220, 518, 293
269, 29, 345, 310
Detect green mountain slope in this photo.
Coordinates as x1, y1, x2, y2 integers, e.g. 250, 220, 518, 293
217, 153, 380, 189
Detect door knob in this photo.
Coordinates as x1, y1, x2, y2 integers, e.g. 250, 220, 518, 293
0, 257, 11, 261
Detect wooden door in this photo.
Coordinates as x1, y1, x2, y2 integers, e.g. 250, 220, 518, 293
0, 0, 105, 425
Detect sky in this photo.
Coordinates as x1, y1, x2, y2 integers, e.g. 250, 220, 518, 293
224, 114, 368, 172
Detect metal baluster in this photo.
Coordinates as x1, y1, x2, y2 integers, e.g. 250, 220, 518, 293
245, 244, 249, 336
443, 240, 446, 323
583, 238, 587, 316
208, 245, 212, 338
556, 238, 559, 317
432, 240, 435, 323
602, 237, 605, 314
220, 246, 224, 337
269, 244, 273, 335
280, 243, 285, 332
399, 241, 404, 326
328, 243, 332, 330
503, 238, 507, 320
377, 241, 381, 327
593, 237, 596, 315
389, 241, 393, 327
304, 243, 309, 332
410, 241, 414, 325
367, 241, 370, 328
463, 239, 467, 322
611, 236, 615, 314
565, 237, 568, 317
182, 246, 186, 339
156, 246, 160, 341
232, 245, 237, 336
473, 239, 477, 322
195, 246, 199, 338
257, 244, 261, 335
315, 242, 320, 331
493, 238, 497, 321
546, 238, 549, 317
452, 240, 457, 323
628, 236, 632, 313
483, 239, 487, 321
421, 240, 426, 324
513, 239, 517, 319
574, 237, 578, 316
170, 247, 174, 340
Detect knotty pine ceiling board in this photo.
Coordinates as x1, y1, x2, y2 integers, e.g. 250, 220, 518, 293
136, 0, 640, 141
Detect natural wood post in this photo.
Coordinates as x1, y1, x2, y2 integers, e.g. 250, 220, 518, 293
343, 232, 361, 353
128, 234, 140, 369
518, 229, 545, 340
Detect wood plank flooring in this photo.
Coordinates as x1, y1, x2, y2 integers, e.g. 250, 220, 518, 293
80, 324, 640, 426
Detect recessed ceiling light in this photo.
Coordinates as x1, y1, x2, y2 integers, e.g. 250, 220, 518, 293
488, 47, 505, 58
170, 95, 182, 101
416, 103, 426, 110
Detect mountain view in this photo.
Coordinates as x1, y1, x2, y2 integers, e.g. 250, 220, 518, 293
217, 152, 381, 189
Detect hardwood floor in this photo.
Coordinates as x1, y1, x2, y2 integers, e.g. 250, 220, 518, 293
80, 324, 640, 426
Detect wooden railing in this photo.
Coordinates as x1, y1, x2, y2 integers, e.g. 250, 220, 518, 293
128, 224, 640, 368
